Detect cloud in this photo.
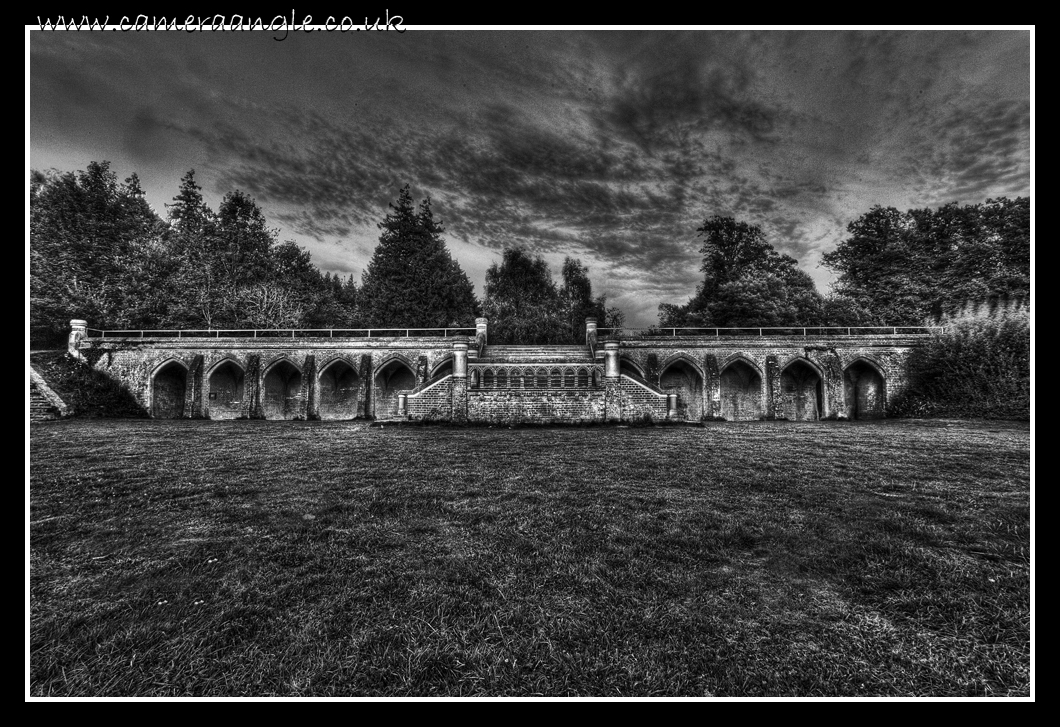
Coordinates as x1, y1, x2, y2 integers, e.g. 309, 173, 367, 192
30, 29, 1031, 327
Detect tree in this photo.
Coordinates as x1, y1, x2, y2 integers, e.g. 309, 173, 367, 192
358, 186, 479, 327
659, 216, 823, 328
559, 257, 615, 343
163, 175, 328, 330
30, 161, 167, 344
166, 169, 212, 236
483, 248, 565, 344
821, 198, 1030, 324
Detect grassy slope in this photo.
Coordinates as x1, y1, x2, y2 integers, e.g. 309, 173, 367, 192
29, 420, 1030, 697
30, 350, 147, 418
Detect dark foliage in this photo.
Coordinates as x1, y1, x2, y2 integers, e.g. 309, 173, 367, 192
659, 216, 824, 328
890, 301, 1030, 419
358, 187, 479, 328
822, 198, 1030, 325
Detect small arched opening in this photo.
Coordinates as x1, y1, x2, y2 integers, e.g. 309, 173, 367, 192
719, 359, 763, 421
151, 360, 186, 419
620, 358, 645, 380
844, 359, 886, 420
431, 358, 454, 381
263, 360, 304, 420
779, 359, 823, 421
318, 360, 360, 420
207, 360, 245, 420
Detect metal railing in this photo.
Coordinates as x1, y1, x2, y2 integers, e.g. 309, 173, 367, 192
85, 327, 477, 339
597, 326, 943, 337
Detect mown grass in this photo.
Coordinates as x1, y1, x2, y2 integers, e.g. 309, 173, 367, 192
29, 420, 1030, 697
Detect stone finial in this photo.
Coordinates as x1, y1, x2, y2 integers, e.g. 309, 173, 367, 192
585, 317, 598, 349
68, 319, 88, 361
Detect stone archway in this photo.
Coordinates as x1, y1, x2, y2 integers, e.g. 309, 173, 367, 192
779, 359, 823, 421
151, 360, 186, 419
317, 359, 360, 420
844, 359, 886, 419
660, 358, 704, 421
719, 359, 763, 421
263, 360, 303, 420
373, 359, 416, 419
207, 360, 245, 420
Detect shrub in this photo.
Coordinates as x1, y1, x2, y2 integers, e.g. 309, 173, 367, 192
891, 301, 1029, 419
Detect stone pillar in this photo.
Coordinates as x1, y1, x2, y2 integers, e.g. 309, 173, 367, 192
667, 394, 678, 419
604, 377, 622, 422
765, 354, 781, 421
397, 393, 408, 416
303, 355, 318, 420
452, 342, 468, 422
585, 317, 598, 351
475, 317, 488, 347
358, 354, 372, 419
604, 342, 620, 379
453, 342, 468, 377
184, 355, 204, 419
68, 319, 87, 361
245, 355, 263, 419
808, 347, 844, 421
703, 353, 721, 420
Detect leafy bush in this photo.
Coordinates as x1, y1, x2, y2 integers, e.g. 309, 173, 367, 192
891, 301, 1030, 419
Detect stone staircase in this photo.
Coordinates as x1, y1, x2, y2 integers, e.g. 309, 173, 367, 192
473, 345, 599, 365
30, 368, 69, 421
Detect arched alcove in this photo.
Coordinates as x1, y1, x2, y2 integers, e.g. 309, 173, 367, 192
373, 359, 416, 419
318, 360, 360, 420
660, 358, 705, 420
263, 360, 303, 420
719, 359, 763, 421
151, 360, 186, 419
779, 359, 823, 421
844, 359, 886, 419
207, 360, 245, 420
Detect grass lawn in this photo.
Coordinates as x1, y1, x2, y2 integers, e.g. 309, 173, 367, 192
29, 419, 1031, 697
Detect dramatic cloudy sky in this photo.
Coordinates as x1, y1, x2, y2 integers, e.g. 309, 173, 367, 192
29, 27, 1032, 327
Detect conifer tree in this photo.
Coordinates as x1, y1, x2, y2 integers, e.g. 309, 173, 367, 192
358, 186, 479, 327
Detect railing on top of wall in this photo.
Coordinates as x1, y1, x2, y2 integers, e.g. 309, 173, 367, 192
85, 327, 478, 339
597, 326, 943, 338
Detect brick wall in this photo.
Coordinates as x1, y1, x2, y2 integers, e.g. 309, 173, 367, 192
79, 333, 919, 423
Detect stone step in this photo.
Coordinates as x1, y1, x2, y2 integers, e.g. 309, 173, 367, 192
29, 370, 68, 420
476, 357, 598, 365
476, 345, 597, 364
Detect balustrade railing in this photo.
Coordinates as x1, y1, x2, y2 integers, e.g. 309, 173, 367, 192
85, 327, 477, 339
596, 326, 941, 338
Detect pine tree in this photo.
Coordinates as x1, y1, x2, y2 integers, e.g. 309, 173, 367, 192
358, 186, 479, 327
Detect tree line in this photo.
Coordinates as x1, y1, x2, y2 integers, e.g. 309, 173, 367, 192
29, 162, 620, 346
660, 198, 1029, 329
